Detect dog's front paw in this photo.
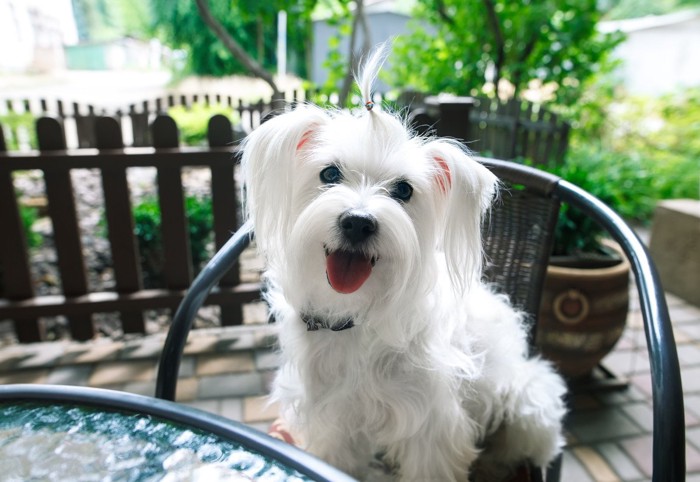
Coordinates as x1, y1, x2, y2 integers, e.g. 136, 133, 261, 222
482, 358, 567, 471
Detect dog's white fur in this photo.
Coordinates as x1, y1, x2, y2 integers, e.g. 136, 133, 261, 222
241, 47, 567, 481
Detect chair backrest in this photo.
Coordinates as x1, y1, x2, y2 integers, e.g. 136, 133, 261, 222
156, 157, 684, 482
479, 158, 561, 347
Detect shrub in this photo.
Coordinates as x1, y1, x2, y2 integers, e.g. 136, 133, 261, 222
133, 195, 214, 287
20, 203, 42, 249
541, 145, 655, 256
167, 104, 239, 146
0, 112, 37, 151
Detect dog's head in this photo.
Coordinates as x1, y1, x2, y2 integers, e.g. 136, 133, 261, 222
241, 48, 497, 325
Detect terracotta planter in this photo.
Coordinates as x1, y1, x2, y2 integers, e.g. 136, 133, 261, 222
536, 243, 630, 379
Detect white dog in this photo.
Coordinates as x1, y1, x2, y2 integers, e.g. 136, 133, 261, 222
241, 48, 567, 481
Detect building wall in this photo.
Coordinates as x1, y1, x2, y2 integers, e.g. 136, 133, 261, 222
312, 11, 413, 92
601, 11, 700, 95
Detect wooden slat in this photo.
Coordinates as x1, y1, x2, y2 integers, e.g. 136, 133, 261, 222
0, 166, 42, 342
129, 104, 150, 147
152, 115, 192, 289
37, 117, 94, 340
96, 116, 145, 333
208, 115, 242, 325
0, 284, 261, 319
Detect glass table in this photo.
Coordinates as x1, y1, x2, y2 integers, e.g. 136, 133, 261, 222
0, 384, 355, 482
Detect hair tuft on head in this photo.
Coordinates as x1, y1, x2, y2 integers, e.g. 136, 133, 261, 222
355, 41, 392, 112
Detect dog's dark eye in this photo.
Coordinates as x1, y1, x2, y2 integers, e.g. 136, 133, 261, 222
320, 165, 342, 184
392, 180, 413, 202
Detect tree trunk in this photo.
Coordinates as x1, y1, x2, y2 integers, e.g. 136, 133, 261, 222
338, 0, 370, 107
194, 0, 280, 95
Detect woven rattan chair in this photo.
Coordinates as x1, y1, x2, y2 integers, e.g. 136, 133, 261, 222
155, 158, 685, 482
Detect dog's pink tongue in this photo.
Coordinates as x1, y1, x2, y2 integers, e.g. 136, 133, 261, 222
326, 251, 373, 294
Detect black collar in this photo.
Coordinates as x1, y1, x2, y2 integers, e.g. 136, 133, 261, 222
301, 313, 355, 332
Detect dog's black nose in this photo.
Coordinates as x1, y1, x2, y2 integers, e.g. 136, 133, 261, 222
339, 211, 377, 244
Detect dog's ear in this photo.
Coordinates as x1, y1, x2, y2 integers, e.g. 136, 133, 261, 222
241, 106, 330, 257
423, 140, 498, 293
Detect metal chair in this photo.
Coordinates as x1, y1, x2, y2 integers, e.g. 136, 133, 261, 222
156, 157, 685, 482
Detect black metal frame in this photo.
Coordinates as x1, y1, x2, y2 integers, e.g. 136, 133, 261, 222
0, 383, 355, 482
155, 159, 685, 481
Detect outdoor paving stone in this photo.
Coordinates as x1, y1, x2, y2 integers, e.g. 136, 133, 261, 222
688, 443, 700, 474
602, 349, 650, 376
245, 422, 271, 434
0, 368, 49, 384
185, 399, 219, 415
175, 377, 199, 403
0, 345, 28, 371
685, 395, 700, 419
196, 352, 255, 376
560, 450, 596, 482
62, 340, 123, 364
595, 385, 648, 406
567, 408, 644, 443
119, 336, 165, 360
45, 364, 93, 386
672, 325, 693, 345
243, 302, 268, 324
88, 360, 156, 387
254, 348, 280, 371
688, 426, 700, 451
682, 366, 700, 392
197, 372, 264, 399
15, 342, 65, 369
677, 323, 700, 341
619, 402, 654, 432
621, 433, 700, 478
571, 446, 620, 481
122, 380, 156, 397
177, 356, 195, 378
218, 397, 243, 421
678, 344, 700, 365
670, 305, 700, 324
183, 334, 218, 355
629, 373, 653, 398
619, 434, 653, 478
665, 293, 688, 308
261, 370, 277, 392
243, 396, 280, 424
596, 442, 644, 481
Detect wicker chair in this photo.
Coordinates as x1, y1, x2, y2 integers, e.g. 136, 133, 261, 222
155, 158, 685, 482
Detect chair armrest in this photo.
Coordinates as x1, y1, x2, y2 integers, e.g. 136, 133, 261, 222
155, 220, 254, 401
555, 180, 685, 482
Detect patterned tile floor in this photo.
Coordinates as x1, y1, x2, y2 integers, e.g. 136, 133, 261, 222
0, 291, 698, 481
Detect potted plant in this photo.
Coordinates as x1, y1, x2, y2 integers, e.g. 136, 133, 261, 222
534, 145, 654, 379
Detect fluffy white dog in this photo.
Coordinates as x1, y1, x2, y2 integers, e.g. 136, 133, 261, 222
241, 48, 567, 481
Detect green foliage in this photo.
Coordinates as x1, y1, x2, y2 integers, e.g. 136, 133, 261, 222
542, 86, 700, 256
72, 0, 153, 42
133, 195, 214, 287
390, 0, 624, 106
0, 112, 37, 151
167, 104, 240, 146
150, 0, 316, 77
19, 203, 42, 249
542, 145, 656, 255
604, 88, 700, 202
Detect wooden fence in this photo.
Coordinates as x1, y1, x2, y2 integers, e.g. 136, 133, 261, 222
0, 90, 313, 152
0, 98, 105, 151
0, 114, 259, 343
408, 96, 570, 165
